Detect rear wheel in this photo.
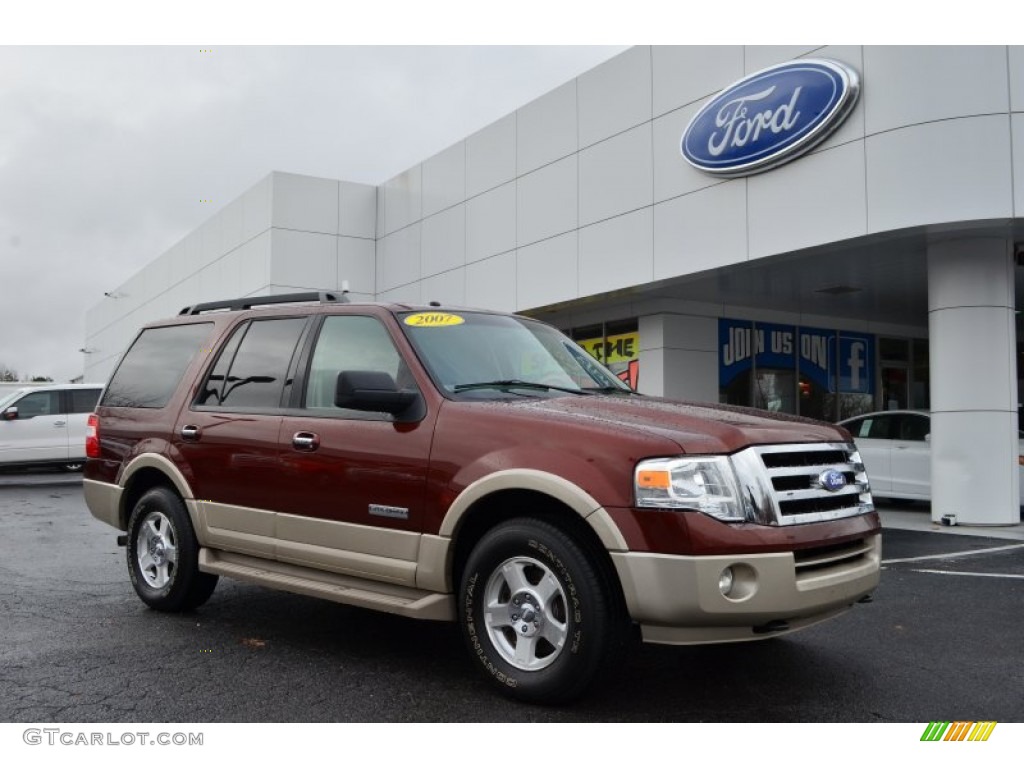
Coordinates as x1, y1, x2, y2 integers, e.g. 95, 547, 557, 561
458, 517, 627, 704
126, 487, 218, 611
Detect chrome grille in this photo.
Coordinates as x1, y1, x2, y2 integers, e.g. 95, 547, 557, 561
730, 442, 874, 526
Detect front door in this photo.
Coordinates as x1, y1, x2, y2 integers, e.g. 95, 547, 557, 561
0, 390, 68, 464
276, 314, 436, 586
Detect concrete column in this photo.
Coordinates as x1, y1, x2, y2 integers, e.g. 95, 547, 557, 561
638, 314, 717, 401
927, 238, 1019, 525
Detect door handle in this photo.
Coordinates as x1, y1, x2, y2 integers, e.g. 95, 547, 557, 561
180, 425, 201, 441
292, 432, 320, 451
53, 421, 66, 427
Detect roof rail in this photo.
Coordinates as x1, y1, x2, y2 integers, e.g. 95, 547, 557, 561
178, 291, 346, 316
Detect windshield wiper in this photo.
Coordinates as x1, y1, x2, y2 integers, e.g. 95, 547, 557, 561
581, 385, 635, 394
453, 379, 587, 395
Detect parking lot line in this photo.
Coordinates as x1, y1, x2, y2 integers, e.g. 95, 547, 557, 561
881, 542, 1024, 565
910, 568, 1024, 580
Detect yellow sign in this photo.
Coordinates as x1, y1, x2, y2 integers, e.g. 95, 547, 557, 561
404, 312, 465, 328
577, 331, 639, 365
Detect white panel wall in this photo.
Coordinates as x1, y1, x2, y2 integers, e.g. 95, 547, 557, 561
422, 142, 466, 218
578, 208, 653, 298
517, 80, 577, 175
744, 46, 821, 73
466, 113, 516, 197
516, 232, 578, 310
651, 46, 743, 117
467, 182, 515, 263
517, 156, 578, 247
338, 236, 376, 295
271, 172, 340, 233
269, 230, 337, 290
466, 252, 516, 312
748, 141, 867, 258
421, 268, 465, 307
653, 181, 746, 279
377, 166, 421, 237
578, 124, 653, 226
339, 182, 377, 239
866, 115, 1013, 232
1014, 114, 1024, 218
577, 46, 652, 148
863, 46, 1010, 135
242, 174, 272, 241
376, 224, 420, 293
421, 204, 466, 277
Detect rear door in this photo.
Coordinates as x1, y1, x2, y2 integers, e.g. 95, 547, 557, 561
64, 388, 102, 461
175, 316, 311, 557
889, 413, 931, 499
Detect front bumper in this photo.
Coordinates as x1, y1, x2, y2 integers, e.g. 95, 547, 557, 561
611, 533, 881, 644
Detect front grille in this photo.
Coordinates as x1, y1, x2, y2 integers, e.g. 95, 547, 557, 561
731, 442, 874, 526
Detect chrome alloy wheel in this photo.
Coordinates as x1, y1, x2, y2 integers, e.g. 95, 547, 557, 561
135, 510, 178, 589
483, 556, 569, 671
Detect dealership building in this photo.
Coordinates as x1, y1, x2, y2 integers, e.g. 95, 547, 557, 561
85, 45, 1024, 526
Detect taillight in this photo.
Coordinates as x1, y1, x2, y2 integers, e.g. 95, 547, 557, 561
85, 413, 100, 458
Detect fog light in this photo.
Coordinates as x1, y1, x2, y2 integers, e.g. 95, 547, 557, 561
718, 567, 734, 596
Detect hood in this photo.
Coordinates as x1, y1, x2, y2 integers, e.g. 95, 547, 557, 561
502, 394, 848, 455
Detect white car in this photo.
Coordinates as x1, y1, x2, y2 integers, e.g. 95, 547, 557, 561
0, 383, 104, 471
838, 409, 1024, 504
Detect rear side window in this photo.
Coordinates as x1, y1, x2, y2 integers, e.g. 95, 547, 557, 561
198, 318, 307, 409
102, 323, 213, 408
69, 389, 102, 414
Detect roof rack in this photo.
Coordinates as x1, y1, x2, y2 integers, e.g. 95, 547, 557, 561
179, 291, 346, 316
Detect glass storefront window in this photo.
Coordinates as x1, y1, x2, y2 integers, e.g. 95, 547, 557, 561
570, 319, 640, 390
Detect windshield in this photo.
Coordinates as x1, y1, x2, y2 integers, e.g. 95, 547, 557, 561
0, 388, 28, 410
399, 311, 631, 398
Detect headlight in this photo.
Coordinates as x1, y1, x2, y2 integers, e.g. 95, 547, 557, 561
634, 456, 745, 522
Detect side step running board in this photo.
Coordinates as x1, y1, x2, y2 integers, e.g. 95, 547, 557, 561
199, 548, 455, 621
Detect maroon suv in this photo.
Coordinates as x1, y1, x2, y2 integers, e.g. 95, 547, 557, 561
84, 293, 880, 703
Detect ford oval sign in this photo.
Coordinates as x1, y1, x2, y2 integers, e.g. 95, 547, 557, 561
681, 59, 860, 178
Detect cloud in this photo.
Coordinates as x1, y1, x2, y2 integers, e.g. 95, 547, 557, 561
0, 46, 624, 381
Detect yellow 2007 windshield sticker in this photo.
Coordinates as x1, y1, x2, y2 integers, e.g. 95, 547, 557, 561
404, 312, 465, 327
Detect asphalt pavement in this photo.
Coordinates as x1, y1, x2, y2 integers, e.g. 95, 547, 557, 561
1, 473, 1021, 722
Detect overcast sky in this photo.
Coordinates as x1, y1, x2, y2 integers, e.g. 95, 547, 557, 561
0, 45, 626, 382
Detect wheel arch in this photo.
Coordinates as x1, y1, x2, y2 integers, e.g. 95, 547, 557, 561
420, 470, 629, 597
118, 454, 199, 533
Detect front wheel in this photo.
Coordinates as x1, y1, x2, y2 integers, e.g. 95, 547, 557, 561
126, 487, 218, 611
458, 517, 627, 704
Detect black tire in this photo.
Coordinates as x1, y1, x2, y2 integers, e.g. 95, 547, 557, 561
126, 487, 218, 612
458, 517, 627, 704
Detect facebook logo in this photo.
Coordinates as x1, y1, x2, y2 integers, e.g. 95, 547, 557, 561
838, 336, 872, 394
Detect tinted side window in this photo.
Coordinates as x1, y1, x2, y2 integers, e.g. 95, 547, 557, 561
215, 318, 306, 409
103, 323, 213, 408
69, 389, 102, 414
865, 417, 893, 439
898, 415, 930, 441
305, 316, 409, 410
15, 391, 60, 418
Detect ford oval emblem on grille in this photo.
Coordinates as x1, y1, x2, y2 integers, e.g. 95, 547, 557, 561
681, 58, 860, 178
818, 469, 848, 493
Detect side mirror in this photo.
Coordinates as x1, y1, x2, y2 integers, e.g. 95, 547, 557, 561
335, 371, 420, 418
2, 406, 18, 421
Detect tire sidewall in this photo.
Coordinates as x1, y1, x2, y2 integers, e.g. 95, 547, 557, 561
126, 488, 197, 610
459, 519, 607, 703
